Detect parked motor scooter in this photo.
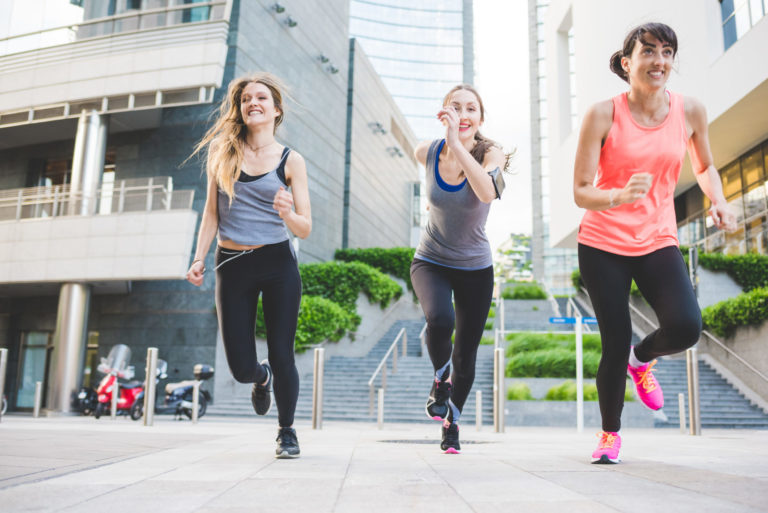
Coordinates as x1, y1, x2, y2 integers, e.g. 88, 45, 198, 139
93, 344, 142, 419
131, 362, 214, 420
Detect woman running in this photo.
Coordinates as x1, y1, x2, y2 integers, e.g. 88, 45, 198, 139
186, 72, 311, 459
573, 23, 735, 463
412, 84, 508, 454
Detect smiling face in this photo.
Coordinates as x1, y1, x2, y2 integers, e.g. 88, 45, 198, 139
623, 35, 675, 89
239, 81, 281, 131
447, 88, 483, 141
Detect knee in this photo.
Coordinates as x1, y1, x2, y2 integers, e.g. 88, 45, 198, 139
426, 311, 454, 333
664, 312, 702, 350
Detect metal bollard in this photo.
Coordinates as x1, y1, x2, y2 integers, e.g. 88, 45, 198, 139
0, 348, 8, 423
312, 347, 325, 430
575, 317, 584, 433
110, 376, 119, 419
377, 388, 384, 429
191, 380, 200, 424
678, 393, 686, 434
686, 347, 701, 435
476, 390, 482, 432
33, 382, 43, 418
143, 347, 158, 427
493, 347, 505, 433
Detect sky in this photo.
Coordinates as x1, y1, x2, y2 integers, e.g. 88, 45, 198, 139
473, 0, 533, 251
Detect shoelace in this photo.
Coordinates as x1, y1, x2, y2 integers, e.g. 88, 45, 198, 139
635, 360, 658, 392
596, 431, 618, 449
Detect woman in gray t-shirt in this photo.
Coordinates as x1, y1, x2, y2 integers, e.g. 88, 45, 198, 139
412, 84, 509, 454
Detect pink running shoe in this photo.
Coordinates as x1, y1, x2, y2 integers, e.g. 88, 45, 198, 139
627, 355, 664, 410
591, 431, 621, 464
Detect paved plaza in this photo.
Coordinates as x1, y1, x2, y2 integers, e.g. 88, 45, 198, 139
0, 415, 767, 512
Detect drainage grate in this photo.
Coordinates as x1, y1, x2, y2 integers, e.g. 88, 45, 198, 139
377, 439, 495, 445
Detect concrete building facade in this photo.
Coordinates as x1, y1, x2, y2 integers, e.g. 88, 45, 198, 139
0, 0, 417, 413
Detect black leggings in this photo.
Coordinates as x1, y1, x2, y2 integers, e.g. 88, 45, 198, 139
410, 258, 494, 414
215, 240, 301, 427
578, 244, 702, 432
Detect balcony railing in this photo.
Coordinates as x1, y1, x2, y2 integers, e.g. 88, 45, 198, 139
0, 1, 229, 56
0, 177, 195, 222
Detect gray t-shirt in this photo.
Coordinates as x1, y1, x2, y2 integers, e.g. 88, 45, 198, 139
414, 139, 493, 269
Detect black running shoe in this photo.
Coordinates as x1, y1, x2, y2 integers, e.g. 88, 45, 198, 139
441, 417, 460, 454
251, 360, 272, 415
426, 374, 452, 420
276, 427, 301, 459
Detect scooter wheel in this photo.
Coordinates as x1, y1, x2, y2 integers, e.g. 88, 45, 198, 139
183, 393, 207, 420
129, 401, 143, 421
94, 403, 106, 419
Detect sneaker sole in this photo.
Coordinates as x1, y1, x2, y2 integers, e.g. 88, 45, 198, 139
591, 454, 620, 464
443, 447, 460, 454
275, 451, 300, 459
252, 392, 273, 416
425, 404, 448, 421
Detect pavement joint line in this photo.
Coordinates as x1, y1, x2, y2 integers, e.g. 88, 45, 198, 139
330, 431, 359, 513
417, 444, 481, 513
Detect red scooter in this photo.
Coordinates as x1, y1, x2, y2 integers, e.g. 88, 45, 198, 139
93, 344, 143, 419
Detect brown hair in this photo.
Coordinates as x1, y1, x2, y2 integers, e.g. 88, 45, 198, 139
442, 84, 511, 171
188, 72, 288, 201
609, 23, 678, 83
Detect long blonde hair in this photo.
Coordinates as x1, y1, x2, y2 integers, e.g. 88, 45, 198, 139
190, 72, 288, 201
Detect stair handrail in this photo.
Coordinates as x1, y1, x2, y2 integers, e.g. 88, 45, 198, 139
625, 294, 768, 385
367, 327, 407, 415
418, 322, 427, 355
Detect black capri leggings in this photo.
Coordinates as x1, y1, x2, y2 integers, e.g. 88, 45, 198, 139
215, 239, 301, 427
410, 258, 494, 413
578, 244, 702, 432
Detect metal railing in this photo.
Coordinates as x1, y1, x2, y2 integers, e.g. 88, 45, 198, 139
0, 1, 229, 56
367, 327, 407, 416
0, 177, 195, 222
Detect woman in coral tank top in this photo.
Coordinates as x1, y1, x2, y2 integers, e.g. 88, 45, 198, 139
573, 23, 735, 464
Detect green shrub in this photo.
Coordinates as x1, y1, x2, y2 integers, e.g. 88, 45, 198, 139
484, 320, 494, 330
256, 295, 358, 353
702, 287, 768, 337
505, 332, 602, 355
334, 247, 416, 290
698, 252, 768, 292
543, 381, 633, 401
505, 348, 601, 378
479, 335, 494, 345
487, 308, 496, 318
502, 283, 547, 300
300, 261, 402, 312
507, 382, 534, 400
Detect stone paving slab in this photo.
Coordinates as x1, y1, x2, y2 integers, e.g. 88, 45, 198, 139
0, 415, 767, 512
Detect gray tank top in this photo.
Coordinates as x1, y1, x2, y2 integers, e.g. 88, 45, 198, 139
414, 139, 492, 269
217, 147, 291, 246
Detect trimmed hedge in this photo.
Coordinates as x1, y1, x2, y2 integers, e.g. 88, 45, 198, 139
544, 381, 633, 402
697, 252, 768, 292
701, 287, 768, 337
300, 261, 402, 312
505, 348, 601, 378
334, 247, 416, 291
256, 295, 358, 353
505, 332, 602, 355
502, 283, 547, 300
507, 382, 534, 400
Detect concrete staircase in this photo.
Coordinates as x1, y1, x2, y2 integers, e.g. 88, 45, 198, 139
207, 319, 495, 424
653, 358, 768, 429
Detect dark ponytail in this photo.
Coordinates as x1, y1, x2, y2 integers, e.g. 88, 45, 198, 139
610, 22, 678, 83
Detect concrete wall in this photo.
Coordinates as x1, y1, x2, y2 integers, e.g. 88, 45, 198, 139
347, 40, 418, 249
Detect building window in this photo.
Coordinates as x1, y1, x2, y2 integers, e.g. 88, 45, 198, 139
720, 0, 766, 50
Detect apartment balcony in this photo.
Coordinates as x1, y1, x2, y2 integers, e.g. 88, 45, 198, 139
0, 177, 197, 287
0, 1, 231, 149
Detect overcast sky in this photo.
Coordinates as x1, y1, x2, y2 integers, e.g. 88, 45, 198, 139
473, 0, 533, 250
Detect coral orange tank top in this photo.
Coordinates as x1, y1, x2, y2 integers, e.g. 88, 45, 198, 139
577, 91, 688, 256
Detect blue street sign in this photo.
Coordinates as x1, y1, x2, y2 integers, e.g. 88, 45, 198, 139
549, 317, 598, 325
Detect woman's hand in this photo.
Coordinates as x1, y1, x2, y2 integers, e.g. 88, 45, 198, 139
709, 202, 736, 232
186, 260, 205, 286
273, 186, 294, 219
437, 105, 460, 146
616, 172, 653, 205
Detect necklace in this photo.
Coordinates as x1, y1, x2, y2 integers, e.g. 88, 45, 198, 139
244, 139, 275, 152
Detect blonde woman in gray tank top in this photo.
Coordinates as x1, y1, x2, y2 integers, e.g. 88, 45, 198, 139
412, 84, 510, 454
185, 73, 311, 458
